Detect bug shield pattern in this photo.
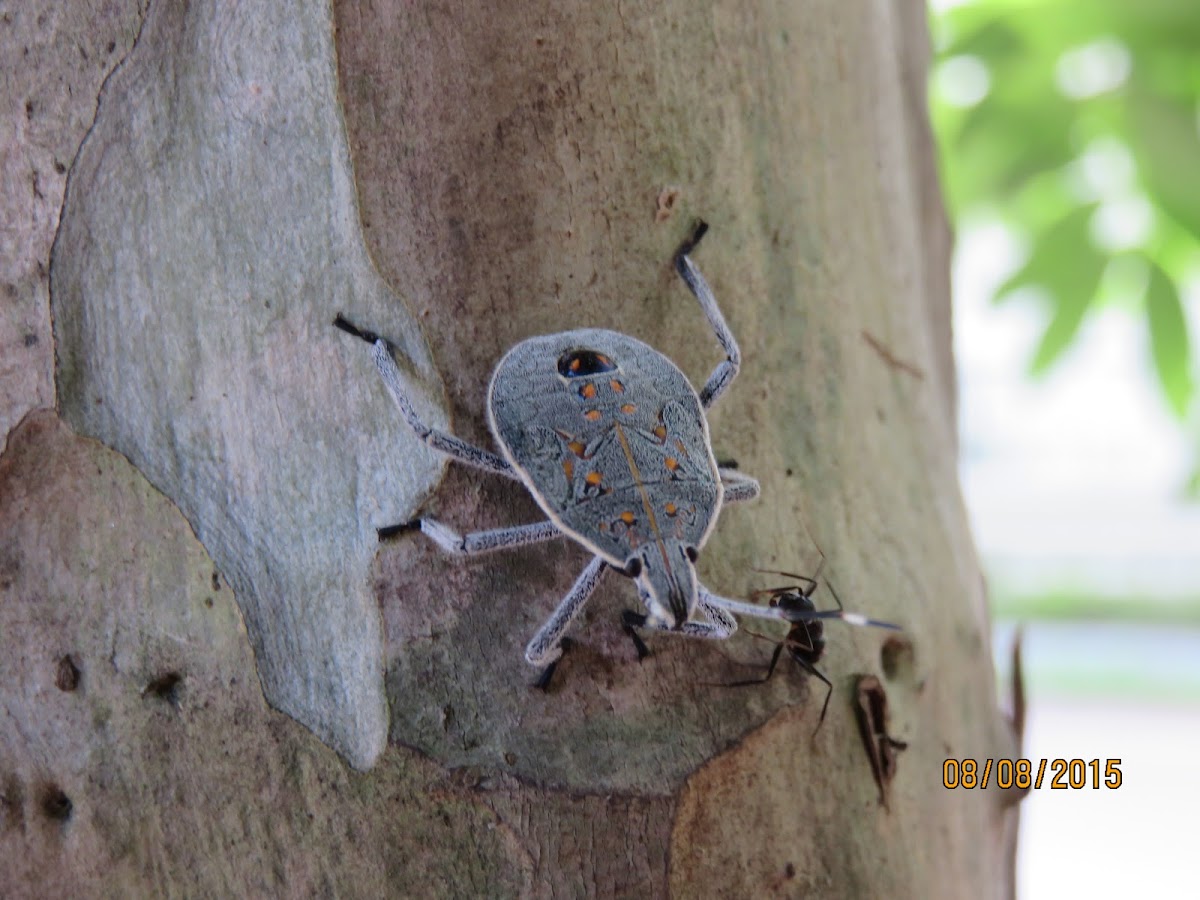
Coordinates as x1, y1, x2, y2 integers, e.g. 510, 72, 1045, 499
487, 328, 722, 630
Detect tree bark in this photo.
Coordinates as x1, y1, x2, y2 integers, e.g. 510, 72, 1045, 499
1, 0, 1020, 896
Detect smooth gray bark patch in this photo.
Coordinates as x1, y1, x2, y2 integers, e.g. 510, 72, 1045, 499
50, 0, 446, 770
0, 1, 146, 453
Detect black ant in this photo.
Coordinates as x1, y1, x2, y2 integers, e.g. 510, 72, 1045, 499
728, 565, 900, 732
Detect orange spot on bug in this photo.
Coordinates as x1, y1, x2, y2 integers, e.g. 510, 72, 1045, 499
665, 457, 679, 471
562, 459, 574, 481
610, 380, 625, 393
665, 502, 677, 516
653, 425, 667, 441
620, 511, 636, 525
570, 358, 582, 372
568, 440, 587, 457
584, 410, 603, 421
579, 383, 597, 399
586, 471, 603, 486
620, 403, 637, 414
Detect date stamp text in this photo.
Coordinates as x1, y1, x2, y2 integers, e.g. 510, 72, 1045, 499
943, 758, 1122, 790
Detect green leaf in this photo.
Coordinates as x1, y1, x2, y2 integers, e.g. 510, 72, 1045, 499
1144, 261, 1194, 418
995, 204, 1106, 374
1126, 87, 1200, 242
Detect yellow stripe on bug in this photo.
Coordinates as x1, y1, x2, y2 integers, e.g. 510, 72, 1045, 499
614, 422, 673, 581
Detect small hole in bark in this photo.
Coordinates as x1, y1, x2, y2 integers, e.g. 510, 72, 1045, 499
880, 635, 915, 681
145, 672, 183, 706
40, 785, 72, 821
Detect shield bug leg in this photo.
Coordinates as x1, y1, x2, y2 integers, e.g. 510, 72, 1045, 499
692, 598, 738, 639
673, 221, 741, 409
334, 315, 518, 479
621, 595, 738, 657
532, 638, 574, 691
620, 611, 652, 660
718, 467, 760, 504
702, 582, 902, 631
381, 517, 565, 554
525, 556, 608, 687
377, 520, 422, 540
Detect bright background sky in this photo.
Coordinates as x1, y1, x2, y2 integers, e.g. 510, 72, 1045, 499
954, 222, 1200, 898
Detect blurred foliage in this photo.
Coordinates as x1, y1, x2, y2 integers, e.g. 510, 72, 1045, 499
929, 0, 1200, 445
992, 584, 1200, 626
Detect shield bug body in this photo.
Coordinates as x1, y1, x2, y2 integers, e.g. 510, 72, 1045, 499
336, 222, 795, 685
729, 567, 901, 731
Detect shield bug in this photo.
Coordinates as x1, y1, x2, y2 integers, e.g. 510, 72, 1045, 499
726, 565, 901, 731
336, 221, 794, 687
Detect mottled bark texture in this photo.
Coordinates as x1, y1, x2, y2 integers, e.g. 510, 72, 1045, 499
1, 0, 1020, 895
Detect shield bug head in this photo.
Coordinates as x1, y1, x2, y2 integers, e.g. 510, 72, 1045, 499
622, 542, 700, 629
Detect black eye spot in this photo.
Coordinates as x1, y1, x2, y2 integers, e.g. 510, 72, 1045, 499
559, 349, 618, 378
624, 558, 643, 578
685, 546, 699, 563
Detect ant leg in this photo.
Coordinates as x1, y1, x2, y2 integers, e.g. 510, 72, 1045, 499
727, 642, 787, 687
334, 315, 518, 479
793, 658, 834, 733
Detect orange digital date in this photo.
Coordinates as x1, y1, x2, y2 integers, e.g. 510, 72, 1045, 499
942, 758, 1122, 790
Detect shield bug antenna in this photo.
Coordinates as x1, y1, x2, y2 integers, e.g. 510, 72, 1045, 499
336, 221, 811, 689
721, 566, 901, 732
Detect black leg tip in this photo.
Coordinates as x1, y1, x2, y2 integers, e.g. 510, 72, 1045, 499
620, 611, 652, 661
377, 520, 421, 541
534, 662, 558, 692
333, 313, 380, 344
533, 638, 573, 692
812, 692, 832, 737
675, 220, 710, 264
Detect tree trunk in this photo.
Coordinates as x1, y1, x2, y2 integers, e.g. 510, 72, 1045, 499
1, 0, 1020, 896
